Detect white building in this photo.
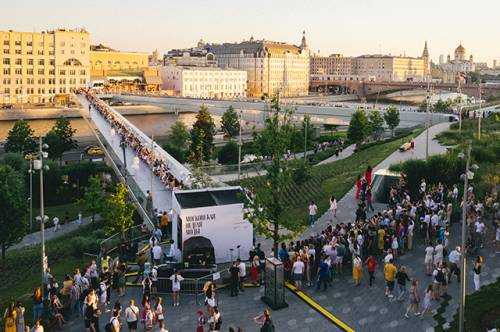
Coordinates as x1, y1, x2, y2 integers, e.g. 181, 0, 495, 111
207, 32, 310, 98
160, 65, 247, 99
439, 43, 475, 83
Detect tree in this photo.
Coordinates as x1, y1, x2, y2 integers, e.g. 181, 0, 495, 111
347, 108, 369, 147
383, 106, 400, 137
45, 117, 77, 161
433, 99, 451, 114
368, 110, 384, 140
102, 183, 135, 237
189, 105, 215, 163
218, 141, 239, 164
244, 98, 302, 257
221, 106, 240, 138
0, 165, 27, 260
163, 143, 187, 163
80, 175, 104, 223
4, 119, 36, 155
168, 120, 190, 150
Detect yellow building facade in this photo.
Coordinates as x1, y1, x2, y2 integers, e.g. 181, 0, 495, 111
89, 45, 148, 73
0, 28, 90, 104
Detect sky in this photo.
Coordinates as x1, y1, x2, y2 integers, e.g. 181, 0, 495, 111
1, 0, 499, 64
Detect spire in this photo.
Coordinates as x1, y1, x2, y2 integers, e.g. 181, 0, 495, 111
300, 30, 308, 50
422, 41, 429, 58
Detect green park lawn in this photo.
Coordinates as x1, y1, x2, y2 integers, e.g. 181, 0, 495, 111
234, 127, 423, 229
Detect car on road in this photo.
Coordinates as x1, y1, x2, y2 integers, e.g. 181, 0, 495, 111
399, 142, 412, 152
1, 104, 13, 109
84, 145, 104, 156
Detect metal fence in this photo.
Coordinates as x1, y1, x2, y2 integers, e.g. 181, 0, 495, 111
157, 268, 231, 305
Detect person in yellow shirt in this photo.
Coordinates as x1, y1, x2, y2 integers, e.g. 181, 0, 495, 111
3, 303, 17, 332
384, 259, 397, 299
377, 228, 385, 254
160, 211, 170, 240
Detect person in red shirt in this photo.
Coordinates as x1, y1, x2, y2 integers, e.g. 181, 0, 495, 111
365, 165, 373, 185
355, 175, 362, 200
365, 255, 377, 287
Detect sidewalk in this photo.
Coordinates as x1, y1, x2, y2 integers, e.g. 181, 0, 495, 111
8, 215, 97, 251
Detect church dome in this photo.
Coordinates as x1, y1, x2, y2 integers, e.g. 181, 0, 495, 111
455, 43, 465, 54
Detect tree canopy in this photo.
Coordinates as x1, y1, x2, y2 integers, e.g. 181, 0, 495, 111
368, 109, 384, 139
383, 106, 400, 136
221, 106, 240, 138
244, 98, 302, 257
347, 108, 369, 147
188, 105, 215, 163
45, 117, 77, 161
81, 175, 104, 223
168, 120, 190, 150
4, 119, 36, 155
103, 183, 135, 236
0, 165, 27, 259
218, 140, 239, 165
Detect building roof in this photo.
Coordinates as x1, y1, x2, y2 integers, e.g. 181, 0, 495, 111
174, 188, 244, 209
207, 40, 301, 56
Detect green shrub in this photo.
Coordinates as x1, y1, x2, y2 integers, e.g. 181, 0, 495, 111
163, 142, 187, 163
218, 141, 239, 165
70, 236, 100, 257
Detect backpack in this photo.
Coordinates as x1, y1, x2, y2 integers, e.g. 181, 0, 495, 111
436, 270, 445, 284
105, 317, 116, 332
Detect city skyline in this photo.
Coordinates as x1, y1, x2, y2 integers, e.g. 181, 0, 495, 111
1, 0, 499, 64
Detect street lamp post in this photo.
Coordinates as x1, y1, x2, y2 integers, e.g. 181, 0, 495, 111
120, 138, 128, 178
34, 136, 49, 298
29, 159, 33, 232
425, 78, 431, 159
304, 117, 308, 163
237, 110, 242, 181
458, 142, 474, 332
477, 84, 482, 140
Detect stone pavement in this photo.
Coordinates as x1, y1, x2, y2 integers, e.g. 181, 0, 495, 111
68, 284, 341, 332
315, 144, 356, 166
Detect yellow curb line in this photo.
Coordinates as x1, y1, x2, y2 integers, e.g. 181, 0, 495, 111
285, 282, 355, 332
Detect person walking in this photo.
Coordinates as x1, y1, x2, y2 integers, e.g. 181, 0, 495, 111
424, 243, 434, 276
124, 299, 139, 332
420, 284, 433, 318
329, 196, 337, 220
154, 297, 165, 331
308, 201, 318, 226
396, 266, 411, 301
292, 257, 305, 291
253, 309, 275, 332
448, 247, 461, 283
316, 256, 329, 291
365, 255, 377, 287
473, 256, 483, 291
237, 259, 246, 292
169, 271, 184, 306
15, 301, 25, 332
3, 303, 16, 332
229, 262, 239, 297
352, 255, 363, 286
404, 279, 421, 318
384, 259, 397, 299
53, 216, 60, 232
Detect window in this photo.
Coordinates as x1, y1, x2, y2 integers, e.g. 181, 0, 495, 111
3, 58, 10, 65
15, 58, 22, 65
38, 69, 44, 75
80, 69, 86, 75
28, 59, 33, 65
49, 59, 55, 66
27, 69, 33, 75
27, 41, 33, 46
3, 40, 9, 46
4, 88, 10, 93
15, 41, 21, 46
49, 51, 54, 56
69, 70, 75, 75
59, 78, 66, 84
3, 68, 10, 75
15, 50, 21, 54
37, 50, 43, 55
3, 49, 9, 54
15, 78, 22, 84
27, 50, 33, 55
38, 59, 44, 65
3, 78, 11, 84
49, 69, 55, 75
59, 70, 66, 75
15, 68, 21, 75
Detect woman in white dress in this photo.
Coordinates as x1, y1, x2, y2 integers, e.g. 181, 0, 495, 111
424, 244, 434, 276
329, 196, 337, 221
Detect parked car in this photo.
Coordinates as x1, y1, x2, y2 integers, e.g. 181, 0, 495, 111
84, 145, 104, 156
399, 142, 412, 152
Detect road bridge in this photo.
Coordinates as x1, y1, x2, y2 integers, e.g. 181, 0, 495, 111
310, 80, 500, 99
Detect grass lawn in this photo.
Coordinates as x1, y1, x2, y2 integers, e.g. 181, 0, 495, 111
44, 201, 83, 223
234, 128, 423, 229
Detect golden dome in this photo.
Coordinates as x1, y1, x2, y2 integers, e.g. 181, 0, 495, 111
455, 43, 465, 54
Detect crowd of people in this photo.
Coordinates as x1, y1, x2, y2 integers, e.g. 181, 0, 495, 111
79, 89, 186, 191
279, 165, 498, 320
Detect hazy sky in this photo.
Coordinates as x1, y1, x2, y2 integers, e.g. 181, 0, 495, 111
1, 0, 499, 64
